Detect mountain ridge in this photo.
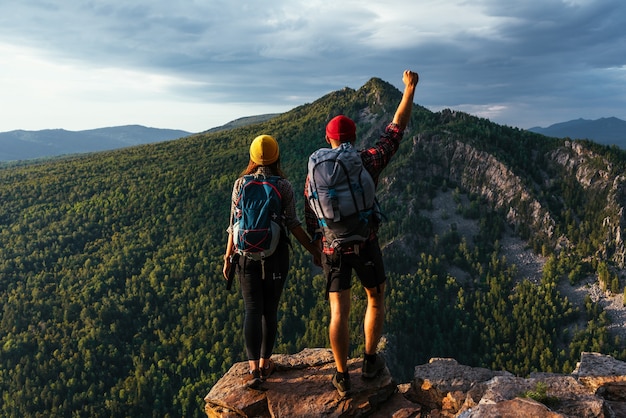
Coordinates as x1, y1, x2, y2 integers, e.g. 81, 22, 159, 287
2, 113, 622, 162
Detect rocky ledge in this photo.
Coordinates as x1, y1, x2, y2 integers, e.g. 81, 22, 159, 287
204, 349, 626, 417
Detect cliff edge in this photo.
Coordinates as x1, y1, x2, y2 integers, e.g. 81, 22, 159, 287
204, 349, 626, 417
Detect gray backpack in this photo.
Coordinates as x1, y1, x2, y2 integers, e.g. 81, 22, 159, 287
307, 142, 377, 248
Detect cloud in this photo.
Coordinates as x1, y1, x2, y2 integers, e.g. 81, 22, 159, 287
0, 0, 625, 131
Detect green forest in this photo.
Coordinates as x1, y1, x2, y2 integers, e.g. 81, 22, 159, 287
1, 78, 625, 417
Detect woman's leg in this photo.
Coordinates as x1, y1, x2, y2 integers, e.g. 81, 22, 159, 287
260, 243, 289, 361
239, 258, 264, 367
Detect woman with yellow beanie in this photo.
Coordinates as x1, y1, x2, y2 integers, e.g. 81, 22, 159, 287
223, 134, 321, 389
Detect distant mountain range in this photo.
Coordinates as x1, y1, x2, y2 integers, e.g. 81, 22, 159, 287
0, 125, 191, 162
529, 117, 626, 149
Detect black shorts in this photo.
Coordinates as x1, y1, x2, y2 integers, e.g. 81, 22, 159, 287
322, 237, 386, 293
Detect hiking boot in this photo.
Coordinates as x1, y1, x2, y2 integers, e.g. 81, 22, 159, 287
260, 359, 275, 381
244, 369, 262, 389
362, 354, 386, 379
332, 371, 351, 397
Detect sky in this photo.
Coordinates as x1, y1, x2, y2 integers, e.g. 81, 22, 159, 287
1, 0, 625, 133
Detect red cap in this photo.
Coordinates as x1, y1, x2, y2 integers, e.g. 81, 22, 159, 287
326, 115, 356, 142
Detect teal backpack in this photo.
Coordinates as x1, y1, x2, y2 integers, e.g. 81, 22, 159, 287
233, 175, 283, 260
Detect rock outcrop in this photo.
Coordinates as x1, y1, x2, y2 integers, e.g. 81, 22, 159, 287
409, 134, 556, 241
204, 349, 626, 417
405, 133, 626, 267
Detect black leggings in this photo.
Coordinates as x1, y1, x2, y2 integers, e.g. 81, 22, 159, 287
238, 242, 289, 361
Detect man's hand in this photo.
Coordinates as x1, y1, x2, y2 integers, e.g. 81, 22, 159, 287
403, 70, 419, 88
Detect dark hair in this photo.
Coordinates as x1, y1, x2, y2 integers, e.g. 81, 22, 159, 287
240, 158, 286, 178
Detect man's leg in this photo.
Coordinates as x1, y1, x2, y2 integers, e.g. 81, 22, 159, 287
363, 282, 385, 355
329, 289, 351, 373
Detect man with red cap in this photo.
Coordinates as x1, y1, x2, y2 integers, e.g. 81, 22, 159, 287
304, 70, 419, 396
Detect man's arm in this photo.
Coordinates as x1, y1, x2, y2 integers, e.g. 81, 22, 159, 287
359, 70, 419, 182
392, 70, 419, 131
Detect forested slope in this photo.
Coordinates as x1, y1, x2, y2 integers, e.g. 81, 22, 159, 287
1, 78, 625, 417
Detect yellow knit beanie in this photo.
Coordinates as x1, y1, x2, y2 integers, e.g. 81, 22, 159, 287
249, 135, 279, 165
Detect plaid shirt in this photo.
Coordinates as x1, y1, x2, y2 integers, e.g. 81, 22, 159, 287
304, 122, 404, 254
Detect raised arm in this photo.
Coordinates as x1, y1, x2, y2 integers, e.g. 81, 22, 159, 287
392, 70, 419, 131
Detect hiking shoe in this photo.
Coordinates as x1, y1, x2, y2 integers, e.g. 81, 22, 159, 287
332, 372, 351, 397
362, 354, 386, 379
260, 359, 275, 381
245, 369, 262, 389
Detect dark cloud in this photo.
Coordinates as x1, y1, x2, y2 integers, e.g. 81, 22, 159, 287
0, 0, 624, 131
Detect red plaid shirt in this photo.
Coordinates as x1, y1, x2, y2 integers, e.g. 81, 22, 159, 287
304, 122, 404, 254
